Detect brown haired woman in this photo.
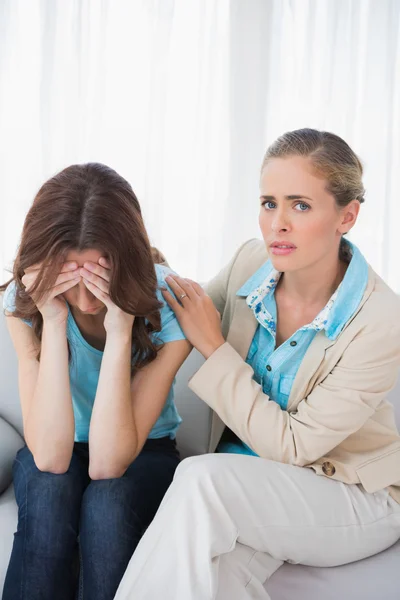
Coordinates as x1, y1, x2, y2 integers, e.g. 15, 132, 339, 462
0, 163, 191, 600
115, 129, 400, 600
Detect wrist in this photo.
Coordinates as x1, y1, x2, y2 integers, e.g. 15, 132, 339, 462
201, 337, 225, 360
105, 329, 132, 345
42, 317, 68, 331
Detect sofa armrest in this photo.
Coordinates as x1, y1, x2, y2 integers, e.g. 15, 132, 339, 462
0, 417, 24, 494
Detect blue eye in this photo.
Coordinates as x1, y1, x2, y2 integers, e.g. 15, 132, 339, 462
295, 202, 310, 212
262, 201, 276, 210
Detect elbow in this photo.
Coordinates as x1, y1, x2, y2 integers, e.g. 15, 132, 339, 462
34, 456, 70, 475
88, 463, 128, 481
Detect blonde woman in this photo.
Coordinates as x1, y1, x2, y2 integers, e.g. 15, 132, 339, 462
115, 129, 400, 600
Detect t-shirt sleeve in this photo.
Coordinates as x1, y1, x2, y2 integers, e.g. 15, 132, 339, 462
3, 280, 18, 313
152, 265, 186, 345
2, 280, 32, 327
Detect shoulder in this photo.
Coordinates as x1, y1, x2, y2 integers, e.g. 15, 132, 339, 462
154, 263, 175, 286
2, 280, 33, 327
362, 267, 400, 324
225, 238, 268, 294
2, 280, 17, 313
234, 238, 268, 264
154, 263, 177, 305
152, 264, 186, 343
358, 268, 400, 333
341, 267, 400, 365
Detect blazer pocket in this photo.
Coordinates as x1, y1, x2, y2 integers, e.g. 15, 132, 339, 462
356, 448, 400, 493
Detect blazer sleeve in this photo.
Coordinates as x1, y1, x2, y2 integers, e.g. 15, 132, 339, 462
188, 324, 400, 466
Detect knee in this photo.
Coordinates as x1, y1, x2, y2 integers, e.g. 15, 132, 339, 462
14, 449, 83, 523
13, 469, 82, 554
81, 477, 144, 540
173, 454, 228, 490
81, 477, 129, 520
29, 471, 82, 519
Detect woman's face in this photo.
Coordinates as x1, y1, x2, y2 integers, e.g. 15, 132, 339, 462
259, 156, 359, 273
62, 248, 106, 315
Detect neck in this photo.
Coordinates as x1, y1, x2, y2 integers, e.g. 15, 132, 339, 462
277, 249, 348, 306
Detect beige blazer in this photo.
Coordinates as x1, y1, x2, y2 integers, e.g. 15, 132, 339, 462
188, 239, 400, 503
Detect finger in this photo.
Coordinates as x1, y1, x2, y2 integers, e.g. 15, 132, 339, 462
165, 275, 192, 301
80, 267, 110, 291
161, 288, 184, 316
25, 262, 77, 276
170, 275, 200, 300
51, 276, 81, 298
185, 279, 205, 296
23, 269, 79, 293
98, 257, 111, 268
83, 261, 110, 283
55, 270, 82, 286
82, 278, 110, 306
60, 262, 78, 273
24, 263, 42, 274
21, 272, 35, 289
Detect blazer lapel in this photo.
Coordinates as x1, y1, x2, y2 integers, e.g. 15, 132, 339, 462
288, 272, 375, 411
226, 296, 258, 359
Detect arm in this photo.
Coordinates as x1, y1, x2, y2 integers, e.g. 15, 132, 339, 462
3, 265, 81, 473
88, 339, 191, 479
188, 327, 400, 466
76, 257, 191, 478
5, 316, 75, 473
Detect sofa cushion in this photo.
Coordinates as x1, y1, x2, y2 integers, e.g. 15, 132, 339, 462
0, 311, 23, 437
267, 538, 400, 600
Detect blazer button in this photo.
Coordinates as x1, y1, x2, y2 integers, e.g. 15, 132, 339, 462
322, 461, 336, 476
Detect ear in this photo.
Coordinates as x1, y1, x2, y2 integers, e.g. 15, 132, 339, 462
338, 200, 360, 234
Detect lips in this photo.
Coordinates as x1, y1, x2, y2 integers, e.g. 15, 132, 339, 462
269, 242, 297, 256
270, 241, 296, 249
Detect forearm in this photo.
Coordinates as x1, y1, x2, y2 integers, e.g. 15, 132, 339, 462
89, 331, 136, 479
189, 343, 378, 466
27, 320, 74, 472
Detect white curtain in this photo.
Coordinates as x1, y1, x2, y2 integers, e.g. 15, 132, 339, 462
1, 0, 399, 290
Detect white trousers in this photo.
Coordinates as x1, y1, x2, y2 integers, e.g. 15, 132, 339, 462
114, 454, 400, 600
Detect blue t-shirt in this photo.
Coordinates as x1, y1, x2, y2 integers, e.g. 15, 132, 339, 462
218, 241, 369, 456
3, 264, 186, 442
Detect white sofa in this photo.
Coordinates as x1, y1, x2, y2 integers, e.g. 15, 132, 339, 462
1, 310, 399, 599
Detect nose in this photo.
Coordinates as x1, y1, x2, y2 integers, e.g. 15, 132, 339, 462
271, 207, 290, 233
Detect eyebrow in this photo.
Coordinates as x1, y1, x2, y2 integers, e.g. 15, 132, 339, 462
260, 194, 314, 202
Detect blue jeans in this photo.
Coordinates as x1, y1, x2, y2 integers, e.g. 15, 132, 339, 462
2, 438, 179, 600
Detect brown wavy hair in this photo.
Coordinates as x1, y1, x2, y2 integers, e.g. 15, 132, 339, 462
0, 163, 163, 373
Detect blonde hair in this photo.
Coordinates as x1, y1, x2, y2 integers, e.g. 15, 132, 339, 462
262, 128, 365, 207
